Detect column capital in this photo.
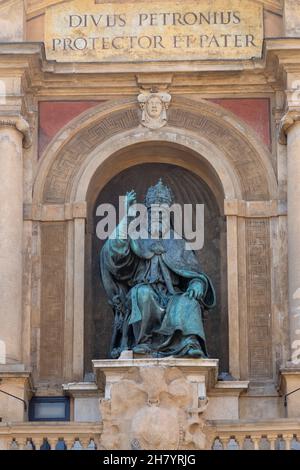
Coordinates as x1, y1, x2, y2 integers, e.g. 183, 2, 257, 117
279, 109, 300, 145
0, 116, 32, 149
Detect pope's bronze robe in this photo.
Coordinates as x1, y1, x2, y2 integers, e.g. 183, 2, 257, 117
100, 229, 216, 358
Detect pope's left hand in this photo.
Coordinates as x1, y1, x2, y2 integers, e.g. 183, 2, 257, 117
187, 282, 204, 301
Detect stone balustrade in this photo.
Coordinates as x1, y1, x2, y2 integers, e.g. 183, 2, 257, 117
0, 422, 102, 450
1, 420, 300, 450
207, 420, 300, 450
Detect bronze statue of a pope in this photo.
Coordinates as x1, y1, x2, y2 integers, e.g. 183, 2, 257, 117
100, 180, 216, 359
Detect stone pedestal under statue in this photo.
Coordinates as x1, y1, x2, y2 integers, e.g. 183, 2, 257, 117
93, 354, 248, 450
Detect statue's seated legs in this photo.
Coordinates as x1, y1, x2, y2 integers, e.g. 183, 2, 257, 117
154, 293, 208, 358
130, 284, 166, 350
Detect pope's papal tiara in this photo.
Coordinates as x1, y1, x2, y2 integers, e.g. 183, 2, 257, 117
144, 179, 174, 207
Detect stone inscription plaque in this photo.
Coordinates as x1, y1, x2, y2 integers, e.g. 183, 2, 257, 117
45, 0, 264, 62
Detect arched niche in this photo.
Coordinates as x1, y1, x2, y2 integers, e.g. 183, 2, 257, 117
84, 156, 228, 373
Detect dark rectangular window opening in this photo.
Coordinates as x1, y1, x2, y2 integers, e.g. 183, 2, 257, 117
29, 397, 70, 422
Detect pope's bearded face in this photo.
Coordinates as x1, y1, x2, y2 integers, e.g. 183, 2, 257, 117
147, 206, 170, 237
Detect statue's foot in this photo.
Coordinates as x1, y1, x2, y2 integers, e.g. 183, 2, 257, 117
111, 347, 121, 359
133, 344, 152, 354
186, 347, 206, 358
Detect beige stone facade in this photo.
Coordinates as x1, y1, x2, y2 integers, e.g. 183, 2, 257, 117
0, 0, 300, 450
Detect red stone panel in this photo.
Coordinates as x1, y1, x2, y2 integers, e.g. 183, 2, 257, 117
210, 98, 271, 149
39, 101, 102, 156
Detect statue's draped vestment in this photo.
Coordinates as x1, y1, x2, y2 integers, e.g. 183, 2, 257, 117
100, 229, 216, 358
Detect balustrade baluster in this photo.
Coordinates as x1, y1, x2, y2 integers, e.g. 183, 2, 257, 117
10, 438, 19, 450
283, 434, 293, 450
268, 435, 277, 450
252, 436, 261, 450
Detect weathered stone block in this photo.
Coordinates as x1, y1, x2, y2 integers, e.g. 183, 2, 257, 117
0, 0, 25, 42
284, 0, 300, 37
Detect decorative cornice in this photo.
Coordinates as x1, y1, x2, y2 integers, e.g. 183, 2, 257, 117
0, 38, 299, 80
0, 116, 32, 148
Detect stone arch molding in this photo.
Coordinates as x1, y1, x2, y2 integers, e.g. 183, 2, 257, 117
33, 96, 277, 206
